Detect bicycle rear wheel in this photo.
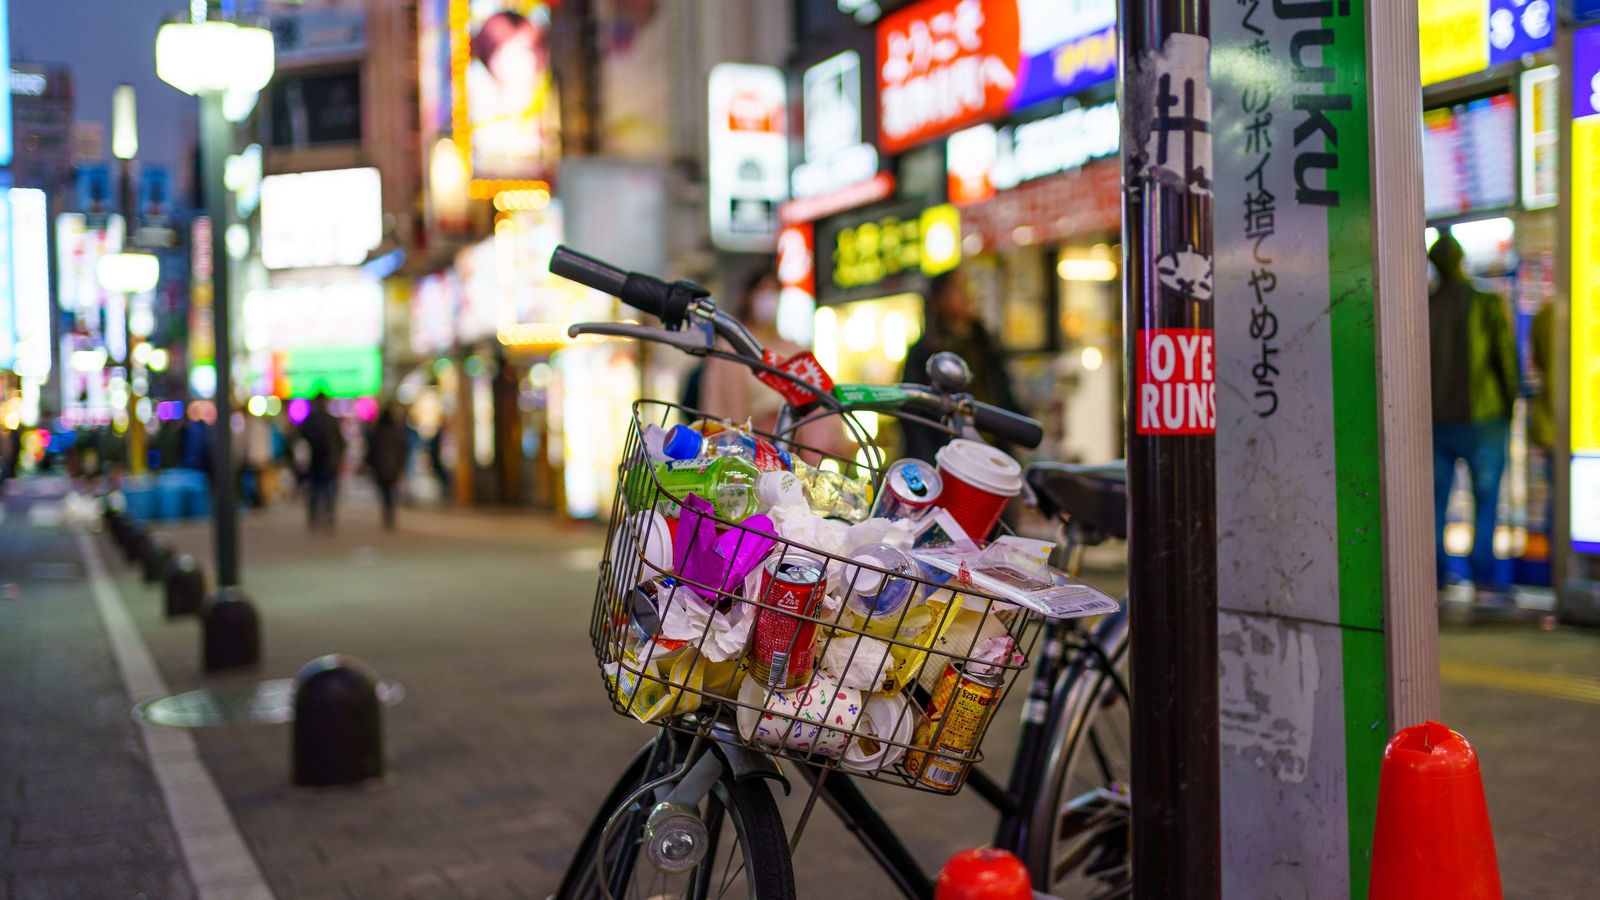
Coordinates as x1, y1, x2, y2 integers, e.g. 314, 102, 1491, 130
555, 733, 795, 900
1027, 611, 1132, 898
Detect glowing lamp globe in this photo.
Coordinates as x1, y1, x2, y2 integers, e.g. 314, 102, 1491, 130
155, 18, 275, 97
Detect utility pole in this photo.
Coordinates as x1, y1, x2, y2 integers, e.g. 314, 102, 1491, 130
1118, 0, 1220, 895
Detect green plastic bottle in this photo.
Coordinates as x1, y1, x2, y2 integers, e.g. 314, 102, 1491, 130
635, 455, 762, 521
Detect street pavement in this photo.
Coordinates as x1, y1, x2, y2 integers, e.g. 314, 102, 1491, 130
2, 475, 1597, 898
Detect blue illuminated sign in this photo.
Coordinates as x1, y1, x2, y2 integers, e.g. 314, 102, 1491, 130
0, 0, 12, 167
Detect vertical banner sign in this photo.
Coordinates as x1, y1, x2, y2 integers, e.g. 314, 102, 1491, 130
707, 64, 788, 252
1570, 27, 1600, 552
1213, 1, 1387, 896
1120, 5, 1219, 893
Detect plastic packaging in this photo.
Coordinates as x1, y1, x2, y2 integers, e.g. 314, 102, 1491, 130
705, 430, 793, 471
841, 542, 919, 625
792, 458, 873, 521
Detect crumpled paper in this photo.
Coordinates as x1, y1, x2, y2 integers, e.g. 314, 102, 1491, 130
658, 583, 754, 662
762, 507, 916, 611
819, 633, 895, 690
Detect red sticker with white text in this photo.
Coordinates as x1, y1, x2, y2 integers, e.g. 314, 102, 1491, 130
1135, 328, 1216, 435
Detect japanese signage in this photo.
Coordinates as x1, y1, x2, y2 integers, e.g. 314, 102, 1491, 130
1418, 0, 1554, 87
1520, 65, 1558, 210
708, 63, 788, 252
1422, 95, 1517, 219
1214, 0, 1390, 896
946, 99, 1117, 205
876, 0, 1117, 154
794, 50, 880, 201
817, 202, 959, 300
1571, 26, 1600, 552
9, 188, 50, 380
957, 159, 1119, 253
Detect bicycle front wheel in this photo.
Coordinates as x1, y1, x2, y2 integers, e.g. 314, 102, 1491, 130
555, 733, 795, 900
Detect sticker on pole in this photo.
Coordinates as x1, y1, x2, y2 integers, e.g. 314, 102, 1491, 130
1135, 328, 1215, 435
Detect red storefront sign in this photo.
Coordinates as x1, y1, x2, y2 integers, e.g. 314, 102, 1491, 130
776, 223, 815, 296
957, 160, 1120, 253
1134, 329, 1216, 436
877, 0, 1021, 154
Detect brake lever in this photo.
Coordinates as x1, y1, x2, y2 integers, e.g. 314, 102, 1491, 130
566, 322, 714, 354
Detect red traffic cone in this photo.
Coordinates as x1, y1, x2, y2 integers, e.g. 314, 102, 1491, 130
1369, 721, 1501, 899
935, 848, 1032, 900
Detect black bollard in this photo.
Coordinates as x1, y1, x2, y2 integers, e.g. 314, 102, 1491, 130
201, 587, 261, 672
163, 555, 206, 618
123, 522, 150, 564
142, 539, 174, 585
293, 655, 384, 787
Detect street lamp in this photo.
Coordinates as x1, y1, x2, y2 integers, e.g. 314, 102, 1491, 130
156, 5, 274, 589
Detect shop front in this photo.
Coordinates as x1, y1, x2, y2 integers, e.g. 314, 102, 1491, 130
788, 0, 1123, 464
1419, 5, 1557, 590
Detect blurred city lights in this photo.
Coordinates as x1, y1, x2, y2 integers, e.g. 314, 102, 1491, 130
1081, 346, 1105, 372
190, 363, 217, 398
97, 252, 160, 294
286, 397, 311, 424
246, 395, 268, 416
148, 348, 170, 372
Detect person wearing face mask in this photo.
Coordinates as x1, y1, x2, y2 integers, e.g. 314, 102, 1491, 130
701, 271, 794, 431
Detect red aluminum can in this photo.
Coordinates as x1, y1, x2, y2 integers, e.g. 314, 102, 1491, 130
749, 552, 827, 689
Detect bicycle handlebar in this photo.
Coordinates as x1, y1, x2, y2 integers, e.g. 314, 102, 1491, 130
551, 244, 1045, 449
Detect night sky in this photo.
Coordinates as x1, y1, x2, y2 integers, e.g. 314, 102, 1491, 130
11, 0, 198, 182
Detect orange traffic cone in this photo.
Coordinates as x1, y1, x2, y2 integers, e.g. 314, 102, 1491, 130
935, 848, 1032, 900
1369, 721, 1501, 899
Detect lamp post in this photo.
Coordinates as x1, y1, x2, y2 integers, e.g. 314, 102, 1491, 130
110, 83, 148, 475
156, 5, 274, 588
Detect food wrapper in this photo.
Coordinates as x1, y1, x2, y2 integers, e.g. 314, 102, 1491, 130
604, 645, 743, 723
819, 634, 896, 691
912, 604, 1015, 693
658, 583, 755, 663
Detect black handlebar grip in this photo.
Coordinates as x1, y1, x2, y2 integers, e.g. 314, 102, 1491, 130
549, 245, 629, 299
972, 402, 1045, 450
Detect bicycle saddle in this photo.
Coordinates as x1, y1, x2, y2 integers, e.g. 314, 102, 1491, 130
1024, 461, 1127, 541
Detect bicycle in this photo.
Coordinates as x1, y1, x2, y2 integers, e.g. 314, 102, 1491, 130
547, 246, 1133, 900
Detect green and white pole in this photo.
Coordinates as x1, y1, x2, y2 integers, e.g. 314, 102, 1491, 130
1211, 0, 1437, 895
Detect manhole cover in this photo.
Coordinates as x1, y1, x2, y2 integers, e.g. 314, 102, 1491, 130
134, 678, 405, 727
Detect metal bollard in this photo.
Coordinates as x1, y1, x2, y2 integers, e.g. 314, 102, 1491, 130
163, 555, 206, 618
142, 538, 174, 585
293, 655, 384, 787
201, 587, 261, 672
123, 522, 150, 564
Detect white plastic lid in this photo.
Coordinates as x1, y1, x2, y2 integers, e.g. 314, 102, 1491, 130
935, 438, 1022, 497
756, 471, 805, 509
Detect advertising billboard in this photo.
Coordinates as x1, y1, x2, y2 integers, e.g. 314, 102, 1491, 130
260, 167, 383, 269
10, 189, 50, 381
458, 0, 560, 185
707, 63, 788, 252
1418, 0, 1554, 87
876, 0, 1116, 154
1571, 25, 1600, 552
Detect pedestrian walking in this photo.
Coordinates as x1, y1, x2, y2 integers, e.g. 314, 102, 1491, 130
365, 406, 409, 531
1428, 232, 1520, 600
901, 269, 1021, 462
298, 393, 345, 530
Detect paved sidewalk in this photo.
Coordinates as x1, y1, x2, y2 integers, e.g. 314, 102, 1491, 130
0, 479, 195, 899
5, 475, 1598, 898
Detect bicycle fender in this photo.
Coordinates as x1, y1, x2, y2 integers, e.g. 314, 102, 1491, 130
713, 742, 791, 795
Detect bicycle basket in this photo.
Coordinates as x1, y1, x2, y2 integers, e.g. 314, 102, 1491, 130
589, 399, 1046, 796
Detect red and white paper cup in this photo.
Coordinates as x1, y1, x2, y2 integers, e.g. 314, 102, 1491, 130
934, 439, 1022, 540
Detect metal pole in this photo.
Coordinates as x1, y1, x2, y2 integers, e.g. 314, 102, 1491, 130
1118, 0, 1219, 895
118, 156, 147, 476
200, 90, 239, 587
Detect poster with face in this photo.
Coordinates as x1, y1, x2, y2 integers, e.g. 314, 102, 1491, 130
465, 0, 561, 181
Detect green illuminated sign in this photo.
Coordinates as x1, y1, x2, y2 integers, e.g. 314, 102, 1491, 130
282, 346, 381, 398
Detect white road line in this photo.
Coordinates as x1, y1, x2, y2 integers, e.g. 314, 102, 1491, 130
75, 529, 276, 900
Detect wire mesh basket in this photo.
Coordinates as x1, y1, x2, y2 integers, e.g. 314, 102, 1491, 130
589, 399, 1046, 796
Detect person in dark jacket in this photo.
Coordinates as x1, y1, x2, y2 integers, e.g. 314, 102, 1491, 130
298, 393, 345, 530
365, 406, 409, 531
900, 269, 1021, 462
1428, 233, 1520, 596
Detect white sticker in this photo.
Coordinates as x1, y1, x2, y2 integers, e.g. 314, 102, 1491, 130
1134, 32, 1214, 197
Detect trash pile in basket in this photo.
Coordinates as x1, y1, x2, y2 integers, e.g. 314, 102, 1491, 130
598, 414, 1120, 792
